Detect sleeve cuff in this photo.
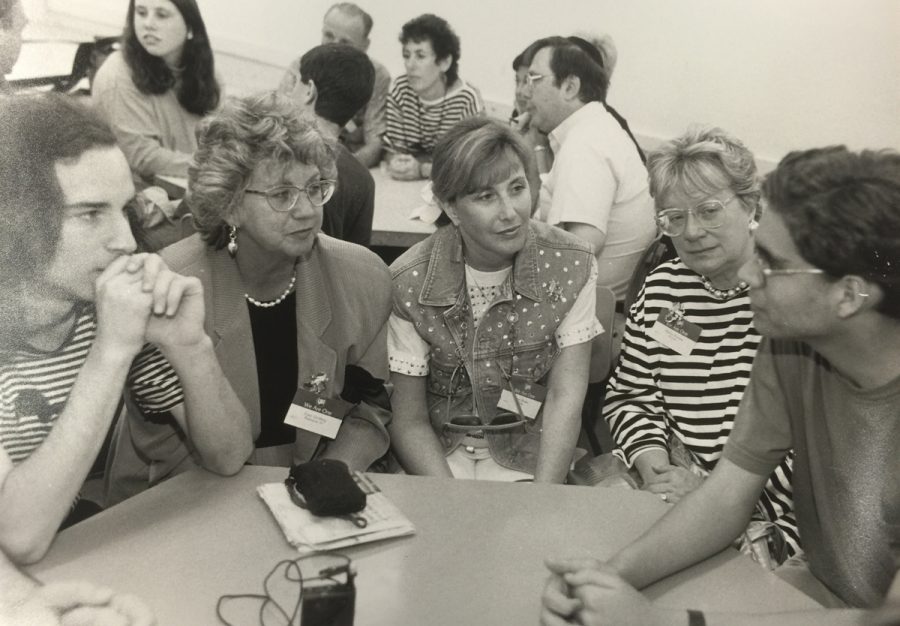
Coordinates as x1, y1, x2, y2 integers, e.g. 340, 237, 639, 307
388, 353, 428, 376
556, 318, 603, 349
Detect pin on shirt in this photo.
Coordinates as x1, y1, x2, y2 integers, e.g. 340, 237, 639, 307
648, 303, 702, 356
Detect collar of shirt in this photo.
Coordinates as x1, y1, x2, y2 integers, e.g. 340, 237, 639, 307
549, 100, 607, 154
417, 224, 543, 307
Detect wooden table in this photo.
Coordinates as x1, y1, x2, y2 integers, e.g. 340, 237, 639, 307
30, 467, 819, 625
155, 168, 435, 251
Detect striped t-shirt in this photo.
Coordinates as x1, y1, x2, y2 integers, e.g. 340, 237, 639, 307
0, 306, 184, 464
384, 75, 482, 155
603, 259, 800, 554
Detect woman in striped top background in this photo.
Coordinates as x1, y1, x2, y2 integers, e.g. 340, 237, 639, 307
383, 14, 483, 181
602, 126, 800, 564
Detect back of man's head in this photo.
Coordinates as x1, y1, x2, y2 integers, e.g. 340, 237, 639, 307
530, 35, 609, 104
764, 146, 900, 320
299, 43, 374, 128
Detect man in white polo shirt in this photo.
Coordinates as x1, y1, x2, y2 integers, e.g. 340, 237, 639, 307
525, 36, 656, 302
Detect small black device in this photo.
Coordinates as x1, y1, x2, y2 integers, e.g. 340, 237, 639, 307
286, 459, 367, 518
301, 578, 356, 626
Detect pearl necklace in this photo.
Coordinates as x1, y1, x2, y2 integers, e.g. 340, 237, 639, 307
700, 276, 749, 300
244, 263, 298, 308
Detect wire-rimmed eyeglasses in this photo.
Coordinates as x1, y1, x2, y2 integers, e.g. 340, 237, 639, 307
524, 71, 546, 88
655, 195, 737, 237
245, 180, 336, 212
749, 255, 826, 286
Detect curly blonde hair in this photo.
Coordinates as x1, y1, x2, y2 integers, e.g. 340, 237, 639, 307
188, 91, 337, 249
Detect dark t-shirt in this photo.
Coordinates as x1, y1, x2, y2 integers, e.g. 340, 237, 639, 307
724, 339, 900, 608
322, 144, 374, 247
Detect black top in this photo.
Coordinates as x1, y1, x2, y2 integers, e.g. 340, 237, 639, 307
247, 291, 298, 448
322, 144, 375, 247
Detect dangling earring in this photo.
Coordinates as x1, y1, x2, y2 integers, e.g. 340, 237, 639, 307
186, 29, 194, 40
749, 218, 759, 231
227, 225, 238, 257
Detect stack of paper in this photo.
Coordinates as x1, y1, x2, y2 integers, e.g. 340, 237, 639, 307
258, 473, 415, 554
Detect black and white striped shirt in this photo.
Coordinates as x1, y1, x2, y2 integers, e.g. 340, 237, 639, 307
0, 307, 184, 464
384, 75, 482, 155
604, 259, 799, 554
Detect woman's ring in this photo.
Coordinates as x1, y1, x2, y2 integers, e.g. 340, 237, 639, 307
661, 494, 668, 502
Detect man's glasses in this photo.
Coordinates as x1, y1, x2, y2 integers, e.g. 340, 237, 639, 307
245, 180, 336, 212
750, 254, 825, 286
655, 196, 736, 237
524, 72, 546, 88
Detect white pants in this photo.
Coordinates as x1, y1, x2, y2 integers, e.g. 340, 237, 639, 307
446, 446, 533, 482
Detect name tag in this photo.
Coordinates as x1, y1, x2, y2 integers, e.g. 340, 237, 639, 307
647, 306, 701, 356
284, 388, 353, 440
496, 377, 547, 419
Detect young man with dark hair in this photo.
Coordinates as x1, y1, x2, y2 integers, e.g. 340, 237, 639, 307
0, 93, 253, 564
525, 36, 656, 303
540, 146, 900, 625
321, 2, 390, 168
280, 43, 376, 247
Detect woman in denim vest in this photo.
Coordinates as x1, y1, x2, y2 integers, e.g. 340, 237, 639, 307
388, 117, 602, 482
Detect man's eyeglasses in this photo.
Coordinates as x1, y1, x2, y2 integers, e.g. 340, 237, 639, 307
524, 72, 546, 88
245, 180, 336, 212
750, 255, 825, 285
655, 196, 736, 237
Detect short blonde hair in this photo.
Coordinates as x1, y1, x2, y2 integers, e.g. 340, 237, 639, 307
647, 126, 761, 217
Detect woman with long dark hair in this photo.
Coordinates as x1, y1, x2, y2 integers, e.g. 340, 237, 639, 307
92, 0, 220, 182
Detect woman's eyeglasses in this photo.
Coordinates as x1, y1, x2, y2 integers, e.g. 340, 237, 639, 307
245, 180, 337, 212
655, 196, 736, 237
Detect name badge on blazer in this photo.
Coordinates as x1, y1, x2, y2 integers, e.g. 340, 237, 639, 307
284, 388, 352, 440
497, 376, 547, 419
647, 305, 701, 356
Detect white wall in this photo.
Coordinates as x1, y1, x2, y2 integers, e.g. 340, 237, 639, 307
39, 0, 900, 166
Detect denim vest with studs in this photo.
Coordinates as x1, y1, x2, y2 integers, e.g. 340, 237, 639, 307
390, 222, 593, 472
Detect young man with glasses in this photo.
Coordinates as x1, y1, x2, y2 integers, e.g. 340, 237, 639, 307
541, 146, 900, 625
523, 36, 656, 303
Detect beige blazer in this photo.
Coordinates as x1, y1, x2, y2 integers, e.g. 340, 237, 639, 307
106, 233, 392, 503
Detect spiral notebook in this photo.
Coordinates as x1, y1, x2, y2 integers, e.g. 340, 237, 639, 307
258, 473, 415, 554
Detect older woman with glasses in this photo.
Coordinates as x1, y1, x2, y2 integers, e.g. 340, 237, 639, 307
601, 126, 799, 566
114, 91, 393, 473
388, 117, 602, 483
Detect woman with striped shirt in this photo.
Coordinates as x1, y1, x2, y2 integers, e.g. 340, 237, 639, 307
603, 126, 800, 563
383, 14, 483, 181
